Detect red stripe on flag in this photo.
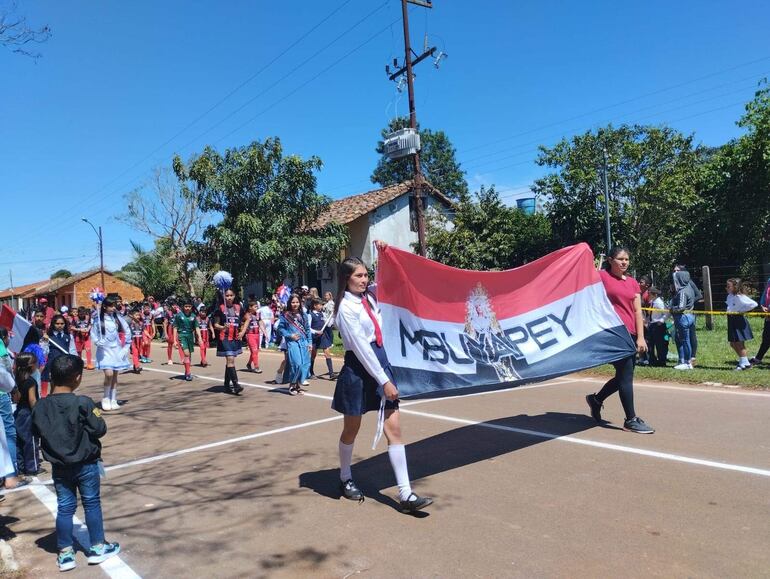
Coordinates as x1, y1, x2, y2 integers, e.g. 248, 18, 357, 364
378, 243, 600, 323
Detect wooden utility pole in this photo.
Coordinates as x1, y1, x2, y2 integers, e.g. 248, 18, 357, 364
392, 0, 435, 256
702, 265, 713, 330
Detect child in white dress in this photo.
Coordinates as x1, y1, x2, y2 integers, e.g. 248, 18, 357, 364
90, 299, 130, 411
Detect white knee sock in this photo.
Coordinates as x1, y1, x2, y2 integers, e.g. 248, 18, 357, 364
110, 387, 117, 402
740, 356, 749, 366
388, 444, 413, 501
103, 385, 111, 400
339, 441, 354, 482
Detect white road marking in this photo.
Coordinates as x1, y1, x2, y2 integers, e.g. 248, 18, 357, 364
399, 407, 770, 478
28, 480, 142, 578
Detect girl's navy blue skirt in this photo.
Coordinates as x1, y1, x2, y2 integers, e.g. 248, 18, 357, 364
217, 338, 243, 357
332, 342, 399, 416
313, 327, 333, 350
727, 314, 753, 342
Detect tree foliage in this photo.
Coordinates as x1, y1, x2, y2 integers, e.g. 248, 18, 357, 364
0, 1, 50, 59
120, 167, 209, 297
116, 240, 181, 299
686, 84, 770, 275
533, 124, 703, 277
50, 269, 72, 280
371, 117, 468, 200
175, 138, 348, 286
426, 186, 553, 270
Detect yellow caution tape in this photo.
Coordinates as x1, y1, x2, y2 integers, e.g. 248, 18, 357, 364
642, 307, 770, 317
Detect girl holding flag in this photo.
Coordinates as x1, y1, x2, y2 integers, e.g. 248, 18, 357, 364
211, 272, 244, 395
331, 242, 432, 514
277, 294, 311, 395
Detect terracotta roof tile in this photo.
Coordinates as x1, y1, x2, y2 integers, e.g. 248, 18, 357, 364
314, 180, 451, 229
0, 280, 47, 299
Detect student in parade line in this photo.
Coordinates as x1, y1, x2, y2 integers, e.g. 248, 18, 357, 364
90, 298, 130, 411
212, 289, 244, 395
31, 355, 120, 572
140, 303, 155, 363
670, 269, 697, 371
163, 301, 177, 365
13, 352, 44, 476
725, 278, 758, 370
173, 298, 198, 382
749, 274, 770, 367
151, 300, 165, 341
310, 297, 335, 379
278, 294, 311, 395
645, 287, 670, 367
128, 309, 145, 374
196, 307, 211, 367
38, 297, 56, 327
42, 314, 77, 398
585, 246, 655, 434
332, 243, 434, 513
72, 307, 94, 370
239, 300, 262, 373
258, 299, 274, 348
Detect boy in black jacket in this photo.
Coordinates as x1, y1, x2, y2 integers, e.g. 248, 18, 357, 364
31, 355, 120, 572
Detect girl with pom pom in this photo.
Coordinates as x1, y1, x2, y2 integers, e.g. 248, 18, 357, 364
211, 272, 244, 395
90, 298, 131, 411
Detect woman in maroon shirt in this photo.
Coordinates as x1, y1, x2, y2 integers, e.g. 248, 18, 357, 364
586, 246, 655, 434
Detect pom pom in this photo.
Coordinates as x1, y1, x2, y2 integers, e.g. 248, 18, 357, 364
212, 270, 233, 291
89, 287, 105, 303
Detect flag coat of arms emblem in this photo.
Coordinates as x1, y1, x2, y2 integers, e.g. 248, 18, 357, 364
376, 243, 636, 398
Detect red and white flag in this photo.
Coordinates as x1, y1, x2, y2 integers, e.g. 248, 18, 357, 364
0, 304, 32, 354
377, 243, 636, 398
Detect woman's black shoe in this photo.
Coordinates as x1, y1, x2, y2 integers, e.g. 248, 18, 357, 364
585, 393, 604, 423
340, 479, 364, 502
399, 493, 433, 514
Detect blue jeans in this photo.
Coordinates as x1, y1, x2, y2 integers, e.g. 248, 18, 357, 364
674, 314, 696, 363
52, 462, 104, 550
0, 393, 18, 477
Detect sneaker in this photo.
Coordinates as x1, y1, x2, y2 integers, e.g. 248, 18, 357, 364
749, 357, 762, 366
185, 374, 193, 382
288, 385, 299, 396
623, 416, 655, 434
585, 393, 604, 423
86, 542, 120, 565
133, 366, 142, 374
86, 364, 95, 370
340, 479, 363, 501
230, 383, 244, 395
302, 380, 310, 386
399, 493, 433, 514
673, 363, 692, 370
57, 547, 76, 571
246, 363, 252, 372
101, 398, 111, 411
166, 360, 174, 366
254, 367, 262, 374
734, 363, 752, 371
110, 399, 120, 410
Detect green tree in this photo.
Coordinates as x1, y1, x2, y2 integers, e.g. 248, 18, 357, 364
116, 240, 180, 298
50, 269, 72, 280
425, 186, 553, 270
687, 84, 770, 274
175, 138, 348, 286
533, 124, 703, 277
371, 117, 468, 200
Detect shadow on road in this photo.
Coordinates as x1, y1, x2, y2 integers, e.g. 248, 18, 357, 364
299, 411, 596, 513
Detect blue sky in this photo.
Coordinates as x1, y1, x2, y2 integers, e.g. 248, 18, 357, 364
3, 0, 769, 286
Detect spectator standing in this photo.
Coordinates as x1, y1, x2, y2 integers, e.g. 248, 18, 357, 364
750, 275, 770, 366
646, 287, 670, 366
671, 270, 696, 370
725, 278, 758, 370
258, 300, 274, 348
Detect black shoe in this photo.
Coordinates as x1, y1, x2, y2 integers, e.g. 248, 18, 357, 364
585, 394, 604, 423
246, 363, 252, 371
230, 382, 244, 395
623, 416, 655, 434
399, 493, 433, 514
340, 479, 363, 502
185, 374, 193, 382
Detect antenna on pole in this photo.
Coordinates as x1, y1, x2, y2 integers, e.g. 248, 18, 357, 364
382, 0, 445, 256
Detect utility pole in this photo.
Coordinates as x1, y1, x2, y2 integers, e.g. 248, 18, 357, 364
602, 147, 612, 252
387, 0, 436, 256
82, 218, 106, 289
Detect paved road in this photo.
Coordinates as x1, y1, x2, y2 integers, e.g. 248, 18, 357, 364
4, 347, 770, 578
